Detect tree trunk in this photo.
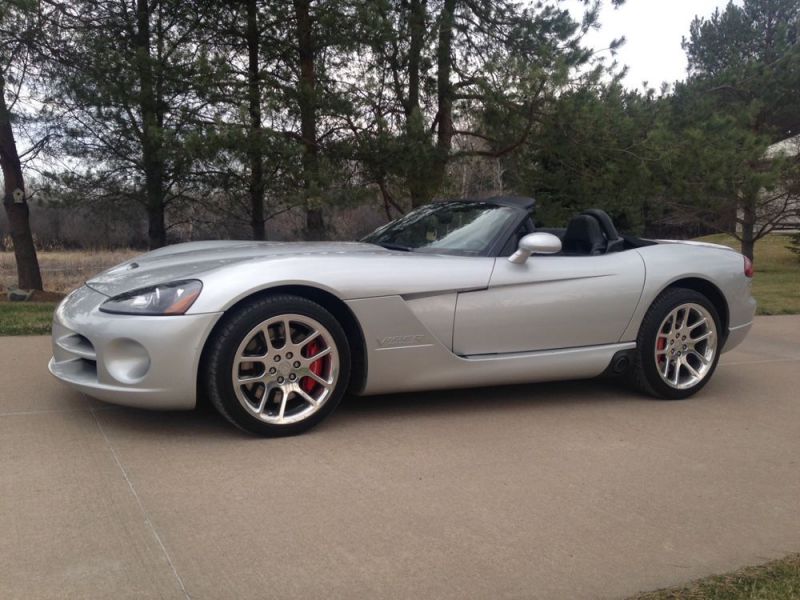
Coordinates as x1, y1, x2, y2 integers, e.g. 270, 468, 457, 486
431, 0, 456, 192
407, 0, 425, 116
408, 185, 428, 209
435, 0, 456, 156
406, 0, 429, 209
405, 0, 456, 209
0, 73, 42, 290
740, 200, 755, 261
136, 0, 166, 248
293, 0, 325, 240
246, 0, 266, 240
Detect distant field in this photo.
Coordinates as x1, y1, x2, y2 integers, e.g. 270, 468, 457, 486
1, 249, 140, 336
0, 249, 139, 295
0, 235, 797, 335
697, 233, 800, 315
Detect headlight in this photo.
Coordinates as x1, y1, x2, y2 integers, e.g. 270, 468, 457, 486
99, 280, 203, 315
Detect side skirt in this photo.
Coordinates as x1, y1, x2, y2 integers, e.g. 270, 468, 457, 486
360, 341, 636, 396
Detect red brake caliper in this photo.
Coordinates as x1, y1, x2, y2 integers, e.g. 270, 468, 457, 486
302, 340, 323, 393
656, 336, 666, 365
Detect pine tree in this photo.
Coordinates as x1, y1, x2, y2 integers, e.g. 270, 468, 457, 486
44, 0, 221, 248
666, 0, 800, 259
351, 0, 619, 210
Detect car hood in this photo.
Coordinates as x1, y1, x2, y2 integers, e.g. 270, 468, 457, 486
86, 240, 386, 297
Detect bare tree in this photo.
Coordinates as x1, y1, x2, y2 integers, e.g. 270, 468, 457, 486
0, 0, 42, 290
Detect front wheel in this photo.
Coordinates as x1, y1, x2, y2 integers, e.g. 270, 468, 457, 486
203, 294, 351, 436
630, 288, 722, 399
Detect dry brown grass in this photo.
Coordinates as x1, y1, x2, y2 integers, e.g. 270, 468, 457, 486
0, 249, 140, 294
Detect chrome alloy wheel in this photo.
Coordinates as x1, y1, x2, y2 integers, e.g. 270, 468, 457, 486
655, 302, 718, 390
231, 314, 339, 425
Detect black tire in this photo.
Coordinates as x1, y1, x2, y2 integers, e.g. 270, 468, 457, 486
629, 287, 722, 400
203, 294, 351, 436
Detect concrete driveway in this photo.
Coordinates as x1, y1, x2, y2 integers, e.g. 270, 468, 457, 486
1, 316, 799, 599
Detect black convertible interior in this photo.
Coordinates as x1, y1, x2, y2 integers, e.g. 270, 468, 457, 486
502, 207, 655, 257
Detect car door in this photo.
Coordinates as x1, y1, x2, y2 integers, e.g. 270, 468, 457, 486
452, 251, 646, 355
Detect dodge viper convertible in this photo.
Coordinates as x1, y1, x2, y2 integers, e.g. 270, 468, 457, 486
50, 197, 755, 435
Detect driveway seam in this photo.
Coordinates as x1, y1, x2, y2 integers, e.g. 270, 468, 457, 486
719, 357, 800, 367
0, 405, 120, 417
0, 408, 90, 417
90, 407, 192, 600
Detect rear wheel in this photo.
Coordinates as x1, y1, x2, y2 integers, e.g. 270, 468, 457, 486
630, 288, 721, 399
204, 294, 350, 436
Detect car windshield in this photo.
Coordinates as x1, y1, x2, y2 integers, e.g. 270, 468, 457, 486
362, 202, 518, 255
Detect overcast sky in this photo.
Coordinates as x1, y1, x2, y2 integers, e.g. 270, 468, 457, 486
564, 0, 734, 90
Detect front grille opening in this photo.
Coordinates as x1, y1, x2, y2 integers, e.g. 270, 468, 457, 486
70, 334, 94, 352
78, 358, 97, 377
58, 333, 96, 360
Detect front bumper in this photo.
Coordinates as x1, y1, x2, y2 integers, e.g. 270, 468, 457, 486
49, 285, 222, 410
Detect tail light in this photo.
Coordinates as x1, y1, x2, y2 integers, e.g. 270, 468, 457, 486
743, 256, 754, 278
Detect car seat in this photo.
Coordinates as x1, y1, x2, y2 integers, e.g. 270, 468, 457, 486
561, 214, 607, 255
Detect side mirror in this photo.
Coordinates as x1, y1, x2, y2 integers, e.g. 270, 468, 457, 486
508, 232, 562, 264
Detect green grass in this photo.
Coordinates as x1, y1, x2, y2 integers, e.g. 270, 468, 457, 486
697, 233, 800, 315
0, 302, 57, 336
632, 554, 800, 599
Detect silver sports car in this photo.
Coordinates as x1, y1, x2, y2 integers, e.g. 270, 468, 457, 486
50, 197, 756, 435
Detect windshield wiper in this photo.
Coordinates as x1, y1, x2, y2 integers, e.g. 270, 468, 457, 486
374, 242, 413, 252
